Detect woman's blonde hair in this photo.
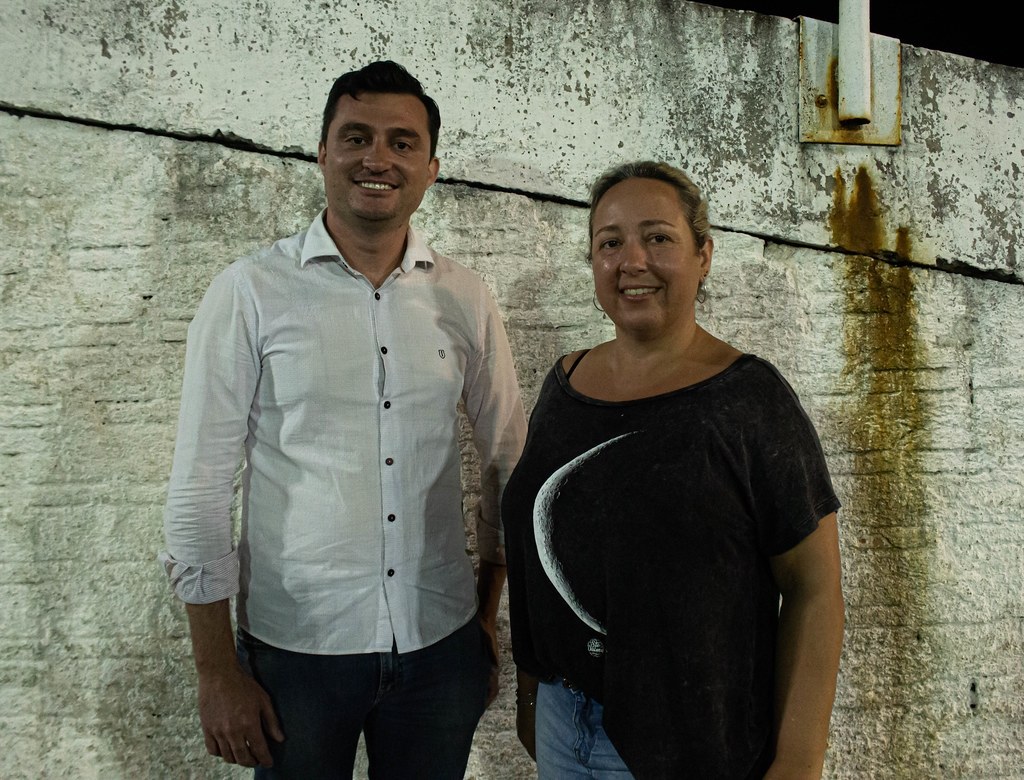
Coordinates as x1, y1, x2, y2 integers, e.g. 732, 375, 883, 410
587, 161, 710, 260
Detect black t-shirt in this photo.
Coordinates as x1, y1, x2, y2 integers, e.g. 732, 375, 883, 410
502, 354, 840, 779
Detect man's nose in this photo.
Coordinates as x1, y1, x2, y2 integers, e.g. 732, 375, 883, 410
362, 140, 391, 170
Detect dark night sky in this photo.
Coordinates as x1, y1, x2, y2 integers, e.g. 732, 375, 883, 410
704, 2, 1023, 70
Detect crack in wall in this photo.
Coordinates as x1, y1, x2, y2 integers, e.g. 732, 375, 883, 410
1, 102, 313, 161
3, 103, 1020, 287
0, 103, 586, 207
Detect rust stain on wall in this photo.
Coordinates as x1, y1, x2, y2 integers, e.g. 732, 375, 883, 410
830, 167, 917, 264
830, 166, 884, 255
833, 165, 937, 767
895, 226, 913, 262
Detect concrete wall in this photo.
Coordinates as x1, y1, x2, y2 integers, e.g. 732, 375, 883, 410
1, 1, 1021, 777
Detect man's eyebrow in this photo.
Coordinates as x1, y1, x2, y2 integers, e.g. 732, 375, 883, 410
335, 122, 372, 135
335, 122, 424, 139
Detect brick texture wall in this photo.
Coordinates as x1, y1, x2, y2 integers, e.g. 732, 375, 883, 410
1, 1, 1022, 777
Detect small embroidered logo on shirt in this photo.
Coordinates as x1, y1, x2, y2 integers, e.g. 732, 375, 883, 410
587, 638, 605, 658
438, 349, 446, 359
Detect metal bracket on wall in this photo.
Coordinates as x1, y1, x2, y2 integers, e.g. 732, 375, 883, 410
798, 16, 902, 145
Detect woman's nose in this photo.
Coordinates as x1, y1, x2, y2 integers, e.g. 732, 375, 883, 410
619, 239, 648, 272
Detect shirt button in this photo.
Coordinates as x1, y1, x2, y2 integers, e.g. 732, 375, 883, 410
385, 457, 394, 466
383, 401, 391, 409
380, 346, 388, 355
387, 514, 396, 522
374, 292, 380, 300
387, 568, 395, 577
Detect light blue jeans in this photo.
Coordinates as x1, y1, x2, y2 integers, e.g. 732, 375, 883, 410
535, 679, 635, 779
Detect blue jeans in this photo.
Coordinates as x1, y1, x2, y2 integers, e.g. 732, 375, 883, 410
535, 680, 634, 779
237, 619, 491, 779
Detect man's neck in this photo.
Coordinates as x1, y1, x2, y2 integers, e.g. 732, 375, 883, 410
323, 212, 410, 289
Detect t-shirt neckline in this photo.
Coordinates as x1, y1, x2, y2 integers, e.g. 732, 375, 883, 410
555, 352, 757, 407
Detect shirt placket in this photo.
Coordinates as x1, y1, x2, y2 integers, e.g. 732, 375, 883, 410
371, 278, 403, 646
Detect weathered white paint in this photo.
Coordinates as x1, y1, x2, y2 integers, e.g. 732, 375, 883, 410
1, 1, 1022, 778
1, 0, 1021, 279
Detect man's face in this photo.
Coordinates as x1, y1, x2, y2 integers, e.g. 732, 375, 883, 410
318, 91, 439, 236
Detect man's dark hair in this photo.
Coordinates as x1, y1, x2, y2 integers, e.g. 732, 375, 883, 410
320, 61, 441, 157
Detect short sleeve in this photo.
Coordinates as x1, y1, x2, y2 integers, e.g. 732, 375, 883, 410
746, 363, 841, 556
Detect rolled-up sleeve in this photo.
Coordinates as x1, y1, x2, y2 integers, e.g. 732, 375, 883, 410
462, 284, 527, 565
160, 266, 260, 603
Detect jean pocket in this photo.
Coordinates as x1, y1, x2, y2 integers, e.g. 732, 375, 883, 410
235, 627, 270, 673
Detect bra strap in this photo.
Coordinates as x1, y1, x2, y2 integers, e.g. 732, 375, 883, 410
564, 349, 590, 380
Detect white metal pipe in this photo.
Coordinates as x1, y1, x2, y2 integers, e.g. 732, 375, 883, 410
838, 0, 872, 124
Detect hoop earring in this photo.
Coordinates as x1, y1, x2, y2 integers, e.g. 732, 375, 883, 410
592, 292, 606, 316
696, 275, 708, 304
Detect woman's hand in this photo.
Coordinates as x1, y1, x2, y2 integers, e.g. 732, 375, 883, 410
768, 512, 844, 779
515, 668, 539, 760
762, 757, 828, 780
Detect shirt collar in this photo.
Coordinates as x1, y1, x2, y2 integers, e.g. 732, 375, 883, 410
300, 210, 434, 273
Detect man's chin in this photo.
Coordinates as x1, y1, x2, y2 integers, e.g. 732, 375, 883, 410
350, 207, 399, 223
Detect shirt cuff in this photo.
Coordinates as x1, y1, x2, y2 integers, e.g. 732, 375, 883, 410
157, 548, 240, 604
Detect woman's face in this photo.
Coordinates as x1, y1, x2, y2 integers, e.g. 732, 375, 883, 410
590, 177, 712, 341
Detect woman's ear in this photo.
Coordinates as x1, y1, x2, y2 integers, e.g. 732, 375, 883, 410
699, 236, 714, 275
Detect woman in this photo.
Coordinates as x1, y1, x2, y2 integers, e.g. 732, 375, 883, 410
502, 161, 844, 779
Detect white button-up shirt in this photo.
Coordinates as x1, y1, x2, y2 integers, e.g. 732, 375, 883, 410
160, 212, 526, 654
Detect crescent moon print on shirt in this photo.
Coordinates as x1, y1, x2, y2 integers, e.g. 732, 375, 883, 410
533, 432, 640, 635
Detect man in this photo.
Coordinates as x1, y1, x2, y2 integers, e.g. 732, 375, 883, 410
160, 61, 526, 778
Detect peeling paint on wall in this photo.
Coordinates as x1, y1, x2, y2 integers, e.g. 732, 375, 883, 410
2, 2, 1024, 777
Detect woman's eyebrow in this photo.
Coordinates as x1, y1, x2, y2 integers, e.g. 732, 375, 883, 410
594, 219, 677, 234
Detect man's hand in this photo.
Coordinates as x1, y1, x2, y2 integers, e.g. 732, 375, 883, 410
184, 601, 284, 768
197, 664, 284, 767
479, 617, 501, 707
476, 559, 507, 708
